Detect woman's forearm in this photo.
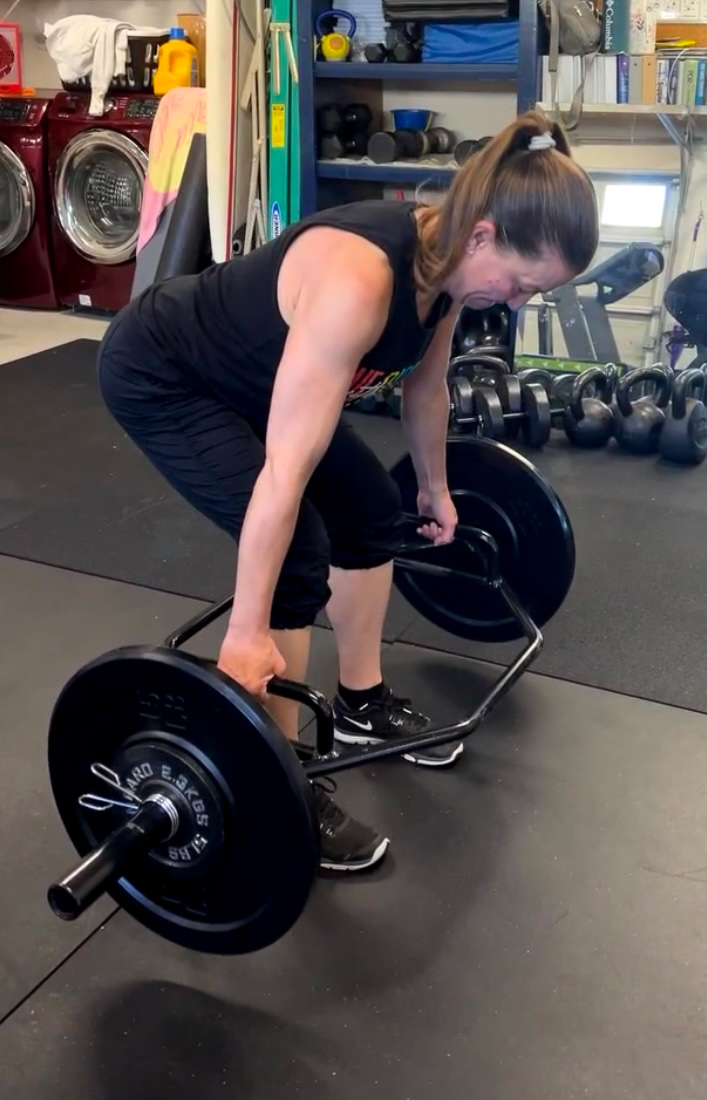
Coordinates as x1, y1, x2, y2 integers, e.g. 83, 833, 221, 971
227, 463, 303, 637
401, 378, 450, 491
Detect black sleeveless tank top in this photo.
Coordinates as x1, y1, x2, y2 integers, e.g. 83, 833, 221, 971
130, 199, 451, 404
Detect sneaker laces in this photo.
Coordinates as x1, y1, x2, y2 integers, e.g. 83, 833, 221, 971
381, 688, 430, 731
311, 778, 347, 832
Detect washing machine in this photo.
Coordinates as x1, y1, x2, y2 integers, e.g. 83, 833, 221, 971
0, 96, 57, 309
48, 92, 159, 312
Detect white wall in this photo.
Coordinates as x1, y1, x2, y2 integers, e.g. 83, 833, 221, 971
9, 0, 205, 90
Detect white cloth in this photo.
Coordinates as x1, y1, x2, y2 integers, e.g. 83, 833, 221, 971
44, 16, 168, 116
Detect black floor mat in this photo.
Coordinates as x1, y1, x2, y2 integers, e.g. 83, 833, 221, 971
4, 641, 707, 1098
0, 341, 414, 641
2, 339, 707, 711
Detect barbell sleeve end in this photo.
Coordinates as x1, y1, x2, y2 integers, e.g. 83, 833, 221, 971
48, 797, 175, 922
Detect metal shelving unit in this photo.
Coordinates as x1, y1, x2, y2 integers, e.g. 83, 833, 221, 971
313, 61, 519, 80
297, 0, 542, 215
318, 156, 456, 184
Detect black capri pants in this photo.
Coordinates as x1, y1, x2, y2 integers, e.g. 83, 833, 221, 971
97, 318, 405, 631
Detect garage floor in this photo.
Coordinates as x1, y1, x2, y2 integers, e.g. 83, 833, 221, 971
2, 312, 707, 1099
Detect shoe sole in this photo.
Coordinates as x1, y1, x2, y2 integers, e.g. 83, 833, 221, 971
334, 727, 464, 768
319, 836, 390, 873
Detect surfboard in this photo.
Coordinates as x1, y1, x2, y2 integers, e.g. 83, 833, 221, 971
205, 0, 239, 262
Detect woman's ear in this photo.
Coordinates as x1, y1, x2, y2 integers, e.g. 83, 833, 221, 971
465, 219, 496, 255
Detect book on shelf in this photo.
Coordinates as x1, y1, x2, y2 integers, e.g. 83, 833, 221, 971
601, 0, 657, 55
541, 50, 707, 107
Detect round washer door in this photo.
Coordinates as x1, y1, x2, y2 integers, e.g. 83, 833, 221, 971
0, 140, 35, 258
54, 130, 148, 265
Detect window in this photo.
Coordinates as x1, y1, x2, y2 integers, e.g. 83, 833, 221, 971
601, 182, 668, 230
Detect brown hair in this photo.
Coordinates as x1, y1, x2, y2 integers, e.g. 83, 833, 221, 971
415, 109, 599, 295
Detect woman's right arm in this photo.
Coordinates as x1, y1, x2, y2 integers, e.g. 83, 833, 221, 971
219, 247, 392, 696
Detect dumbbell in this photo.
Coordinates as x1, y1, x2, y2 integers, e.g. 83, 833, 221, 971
613, 365, 674, 455
368, 126, 454, 164
452, 365, 616, 450
343, 103, 372, 131
658, 367, 707, 465
364, 41, 420, 62
370, 30, 420, 62
318, 102, 373, 159
448, 354, 521, 441
518, 368, 607, 417
518, 367, 616, 449
364, 42, 389, 62
317, 103, 372, 134
320, 131, 368, 158
364, 25, 421, 63
516, 368, 567, 412
454, 136, 492, 165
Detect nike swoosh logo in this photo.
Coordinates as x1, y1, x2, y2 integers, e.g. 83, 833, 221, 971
346, 717, 373, 731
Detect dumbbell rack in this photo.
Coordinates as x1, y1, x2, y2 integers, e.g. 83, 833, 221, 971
296, 0, 543, 214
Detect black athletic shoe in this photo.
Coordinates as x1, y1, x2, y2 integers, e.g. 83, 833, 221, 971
333, 686, 464, 768
313, 780, 389, 873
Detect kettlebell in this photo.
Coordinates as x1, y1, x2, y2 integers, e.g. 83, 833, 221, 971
613, 365, 674, 455
563, 366, 614, 449
550, 373, 576, 409
658, 367, 707, 465
316, 9, 356, 61
449, 352, 509, 389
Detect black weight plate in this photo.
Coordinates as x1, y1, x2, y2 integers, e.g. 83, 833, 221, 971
110, 738, 227, 880
472, 386, 505, 439
450, 375, 475, 421
390, 437, 575, 642
48, 647, 319, 955
520, 382, 552, 448
496, 374, 522, 440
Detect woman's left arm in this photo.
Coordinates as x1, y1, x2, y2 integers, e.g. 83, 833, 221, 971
400, 305, 461, 544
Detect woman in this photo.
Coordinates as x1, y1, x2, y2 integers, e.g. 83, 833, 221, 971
98, 110, 599, 875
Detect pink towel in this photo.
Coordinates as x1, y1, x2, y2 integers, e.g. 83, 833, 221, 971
137, 87, 207, 255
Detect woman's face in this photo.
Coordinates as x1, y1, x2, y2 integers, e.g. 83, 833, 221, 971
444, 220, 574, 313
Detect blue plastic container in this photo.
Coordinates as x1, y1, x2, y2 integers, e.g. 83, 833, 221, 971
391, 108, 432, 131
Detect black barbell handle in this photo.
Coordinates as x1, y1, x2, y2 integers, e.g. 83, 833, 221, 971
453, 406, 567, 430
266, 679, 335, 757
48, 797, 174, 921
266, 512, 485, 754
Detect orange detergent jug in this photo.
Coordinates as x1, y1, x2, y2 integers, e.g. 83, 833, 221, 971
153, 28, 199, 95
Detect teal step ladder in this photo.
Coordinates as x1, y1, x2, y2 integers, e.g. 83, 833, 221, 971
268, 0, 299, 237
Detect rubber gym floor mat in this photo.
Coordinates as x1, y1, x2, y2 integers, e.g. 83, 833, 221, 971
0, 340, 415, 640
2, 644, 707, 1098
0, 553, 211, 1021
0, 551, 346, 1021
5, 340, 707, 710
